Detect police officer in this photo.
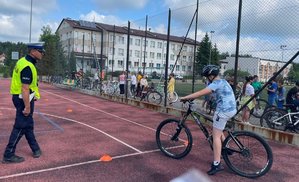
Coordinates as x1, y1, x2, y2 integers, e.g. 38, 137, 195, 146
2, 42, 44, 163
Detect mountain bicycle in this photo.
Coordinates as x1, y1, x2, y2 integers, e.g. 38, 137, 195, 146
260, 105, 299, 132
156, 100, 273, 178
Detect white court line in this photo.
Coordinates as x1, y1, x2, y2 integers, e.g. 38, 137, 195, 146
0, 89, 166, 180
42, 90, 158, 133
0, 108, 142, 153
0, 148, 161, 180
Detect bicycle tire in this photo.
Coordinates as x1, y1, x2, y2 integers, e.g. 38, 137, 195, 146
222, 131, 273, 178
251, 98, 270, 118
295, 122, 299, 133
147, 91, 162, 104
156, 119, 193, 159
260, 108, 288, 130
167, 91, 179, 103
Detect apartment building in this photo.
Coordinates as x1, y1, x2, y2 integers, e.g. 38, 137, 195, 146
220, 57, 292, 82
56, 18, 197, 76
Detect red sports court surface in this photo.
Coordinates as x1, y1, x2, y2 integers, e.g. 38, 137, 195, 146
0, 78, 298, 182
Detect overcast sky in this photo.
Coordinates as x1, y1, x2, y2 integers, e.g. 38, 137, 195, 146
0, 0, 298, 61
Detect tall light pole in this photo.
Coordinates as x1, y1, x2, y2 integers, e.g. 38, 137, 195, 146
29, 0, 33, 42
280, 45, 287, 61
208, 30, 215, 64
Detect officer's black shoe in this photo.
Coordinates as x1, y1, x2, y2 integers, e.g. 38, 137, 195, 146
2, 155, 25, 164
33, 149, 42, 158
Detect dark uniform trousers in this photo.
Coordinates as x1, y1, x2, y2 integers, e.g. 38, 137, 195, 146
3, 95, 40, 158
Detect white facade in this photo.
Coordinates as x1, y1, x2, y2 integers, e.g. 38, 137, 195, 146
56, 19, 197, 76
220, 57, 292, 82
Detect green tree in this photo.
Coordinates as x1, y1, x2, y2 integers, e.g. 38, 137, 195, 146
38, 25, 67, 77
195, 33, 221, 76
288, 63, 299, 82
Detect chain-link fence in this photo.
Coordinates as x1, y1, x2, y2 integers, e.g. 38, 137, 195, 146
50, 0, 299, 107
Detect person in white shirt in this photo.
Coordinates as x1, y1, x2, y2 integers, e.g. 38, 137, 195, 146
130, 72, 137, 97
140, 75, 148, 93
241, 76, 255, 124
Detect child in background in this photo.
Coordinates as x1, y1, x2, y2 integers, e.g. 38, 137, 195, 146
276, 80, 286, 109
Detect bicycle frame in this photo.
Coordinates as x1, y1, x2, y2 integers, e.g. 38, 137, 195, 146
181, 101, 245, 152
270, 111, 299, 126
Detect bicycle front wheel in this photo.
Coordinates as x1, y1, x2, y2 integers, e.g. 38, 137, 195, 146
222, 131, 273, 178
156, 119, 193, 159
147, 91, 162, 104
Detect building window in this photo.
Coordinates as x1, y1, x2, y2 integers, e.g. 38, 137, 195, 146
157, 42, 162, 49
156, 63, 161, 69
171, 44, 175, 50
135, 50, 140, 58
149, 63, 154, 67
118, 60, 123, 67
170, 64, 174, 69
134, 62, 139, 67
157, 53, 162, 59
150, 52, 155, 59
183, 46, 187, 52
182, 65, 186, 71
135, 39, 141, 46
130, 38, 133, 45
118, 36, 124, 44
143, 51, 147, 58
109, 35, 114, 42
118, 48, 124, 56
188, 66, 192, 71
176, 65, 180, 71
170, 54, 175, 60
150, 41, 155, 48
109, 47, 115, 55
109, 60, 114, 65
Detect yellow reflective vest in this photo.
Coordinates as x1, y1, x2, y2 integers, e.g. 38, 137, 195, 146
10, 57, 40, 99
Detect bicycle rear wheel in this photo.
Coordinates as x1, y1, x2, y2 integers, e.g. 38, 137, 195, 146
260, 108, 288, 130
222, 131, 273, 178
147, 91, 162, 104
156, 119, 192, 159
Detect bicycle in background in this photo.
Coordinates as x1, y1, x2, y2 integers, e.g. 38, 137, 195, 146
260, 104, 299, 132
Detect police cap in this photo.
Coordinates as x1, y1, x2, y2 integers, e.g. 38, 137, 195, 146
27, 42, 45, 53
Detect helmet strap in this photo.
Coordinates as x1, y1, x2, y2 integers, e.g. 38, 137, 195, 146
208, 75, 216, 82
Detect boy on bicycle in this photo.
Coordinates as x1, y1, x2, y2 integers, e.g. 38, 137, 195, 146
180, 65, 236, 175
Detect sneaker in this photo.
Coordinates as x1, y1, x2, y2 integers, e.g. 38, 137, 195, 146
32, 149, 42, 158
207, 162, 224, 175
2, 155, 25, 164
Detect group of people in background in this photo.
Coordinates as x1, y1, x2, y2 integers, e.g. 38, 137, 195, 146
118, 71, 175, 103
228, 74, 299, 124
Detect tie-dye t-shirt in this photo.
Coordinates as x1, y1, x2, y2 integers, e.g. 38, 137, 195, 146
207, 79, 237, 112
